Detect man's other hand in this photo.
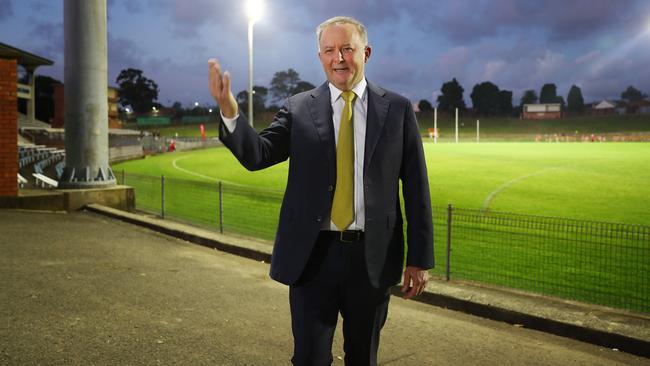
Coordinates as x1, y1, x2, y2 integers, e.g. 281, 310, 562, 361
208, 58, 238, 119
400, 266, 429, 300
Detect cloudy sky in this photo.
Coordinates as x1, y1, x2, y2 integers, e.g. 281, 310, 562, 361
2, 0, 650, 108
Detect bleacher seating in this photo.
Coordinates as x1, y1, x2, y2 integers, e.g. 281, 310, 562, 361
32, 173, 58, 188
18, 143, 65, 189
55, 161, 65, 179
32, 149, 65, 175
17, 174, 27, 188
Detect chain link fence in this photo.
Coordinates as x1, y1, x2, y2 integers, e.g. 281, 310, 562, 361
118, 172, 282, 240
432, 205, 649, 313
117, 171, 649, 314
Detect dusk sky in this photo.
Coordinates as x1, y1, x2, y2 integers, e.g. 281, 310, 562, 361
2, 0, 650, 108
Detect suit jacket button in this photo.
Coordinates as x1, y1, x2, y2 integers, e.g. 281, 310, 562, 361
328, 185, 334, 192
316, 216, 322, 222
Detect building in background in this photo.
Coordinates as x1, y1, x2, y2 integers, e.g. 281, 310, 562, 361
590, 100, 617, 116
522, 103, 562, 120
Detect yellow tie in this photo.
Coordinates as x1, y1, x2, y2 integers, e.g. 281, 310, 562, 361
331, 91, 356, 230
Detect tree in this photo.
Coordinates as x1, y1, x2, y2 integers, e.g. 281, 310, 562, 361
498, 90, 513, 115
236, 85, 269, 115
539, 83, 558, 104
621, 86, 648, 102
539, 83, 565, 107
437, 78, 466, 112
470, 82, 500, 116
418, 99, 433, 112
269, 68, 301, 102
115, 68, 159, 113
520, 89, 538, 106
293, 81, 316, 94
170, 101, 184, 119
567, 85, 585, 113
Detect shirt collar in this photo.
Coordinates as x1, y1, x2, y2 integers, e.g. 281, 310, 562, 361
328, 78, 368, 104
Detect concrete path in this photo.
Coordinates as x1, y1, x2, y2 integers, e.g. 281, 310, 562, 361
1, 209, 648, 365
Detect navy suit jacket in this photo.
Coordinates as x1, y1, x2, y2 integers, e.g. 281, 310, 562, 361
219, 81, 434, 288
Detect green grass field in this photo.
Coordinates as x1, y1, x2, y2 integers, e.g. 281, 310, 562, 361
112, 142, 650, 312
114, 142, 650, 225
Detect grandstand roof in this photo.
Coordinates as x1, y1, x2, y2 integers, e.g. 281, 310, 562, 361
0, 42, 53, 68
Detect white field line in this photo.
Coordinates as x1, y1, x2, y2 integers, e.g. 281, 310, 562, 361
171, 155, 248, 187
481, 167, 559, 212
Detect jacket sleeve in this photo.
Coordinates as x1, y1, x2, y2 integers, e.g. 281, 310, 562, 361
400, 101, 434, 269
218, 100, 292, 171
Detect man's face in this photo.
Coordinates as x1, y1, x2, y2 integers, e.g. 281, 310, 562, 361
318, 23, 371, 91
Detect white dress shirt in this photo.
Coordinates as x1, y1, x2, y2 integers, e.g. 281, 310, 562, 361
221, 79, 368, 231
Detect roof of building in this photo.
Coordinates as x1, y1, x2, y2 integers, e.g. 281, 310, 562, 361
593, 100, 616, 109
0, 42, 54, 68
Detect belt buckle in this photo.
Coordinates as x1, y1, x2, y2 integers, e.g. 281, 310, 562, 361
339, 230, 358, 243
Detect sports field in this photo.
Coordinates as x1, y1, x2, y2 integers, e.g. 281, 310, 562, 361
112, 142, 650, 312
113, 142, 650, 225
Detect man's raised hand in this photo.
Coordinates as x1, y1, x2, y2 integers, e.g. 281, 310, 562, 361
208, 58, 238, 119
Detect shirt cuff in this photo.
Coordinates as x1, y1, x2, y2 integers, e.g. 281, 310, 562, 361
221, 112, 239, 133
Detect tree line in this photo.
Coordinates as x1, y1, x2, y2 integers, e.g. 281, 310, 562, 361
420, 78, 649, 117
113, 68, 650, 118
115, 67, 315, 117
20, 68, 649, 122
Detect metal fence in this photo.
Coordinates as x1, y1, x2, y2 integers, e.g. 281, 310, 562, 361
117, 172, 650, 314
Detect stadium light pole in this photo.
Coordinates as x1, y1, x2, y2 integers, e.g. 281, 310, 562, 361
246, 0, 264, 127
433, 107, 438, 144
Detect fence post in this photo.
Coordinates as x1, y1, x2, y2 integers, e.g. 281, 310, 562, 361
121, 169, 125, 185
161, 175, 165, 219
218, 181, 223, 234
446, 204, 453, 281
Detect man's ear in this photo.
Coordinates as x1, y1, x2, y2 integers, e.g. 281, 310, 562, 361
364, 46, 372, 63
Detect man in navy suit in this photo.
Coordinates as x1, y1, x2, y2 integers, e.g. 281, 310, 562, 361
209, 15, 433, 366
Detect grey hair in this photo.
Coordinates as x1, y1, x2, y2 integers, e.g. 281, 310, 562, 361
316, 16, 368, 50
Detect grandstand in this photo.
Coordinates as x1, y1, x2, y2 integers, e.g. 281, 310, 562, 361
15, 108, 147, 189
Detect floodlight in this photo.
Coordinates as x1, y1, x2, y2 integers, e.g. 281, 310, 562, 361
246, 0, 264, 23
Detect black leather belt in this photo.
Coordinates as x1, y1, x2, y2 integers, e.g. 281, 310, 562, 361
322, 230, 364, 243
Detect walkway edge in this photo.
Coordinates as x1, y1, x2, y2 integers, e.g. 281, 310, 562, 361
84, 204, 650, 359
85, 204, 272, 263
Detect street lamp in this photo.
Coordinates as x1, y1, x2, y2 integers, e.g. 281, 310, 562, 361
246, 0, 264, 127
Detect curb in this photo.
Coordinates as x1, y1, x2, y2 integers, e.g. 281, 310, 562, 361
390, 288, 650, 358
85, 204, 650, 359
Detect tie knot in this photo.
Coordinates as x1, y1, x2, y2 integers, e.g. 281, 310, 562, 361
341, 91, 356, 103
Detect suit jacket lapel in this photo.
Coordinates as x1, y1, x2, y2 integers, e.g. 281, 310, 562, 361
308, 82, 335, 171
364, 81, 389, 174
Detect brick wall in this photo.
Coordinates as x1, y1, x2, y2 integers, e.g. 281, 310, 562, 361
0, 58, 17, 196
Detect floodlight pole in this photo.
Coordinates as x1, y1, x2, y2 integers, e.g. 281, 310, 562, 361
247, 20, 254, 127
434, 108, 438, 144
477, 120, 480, 143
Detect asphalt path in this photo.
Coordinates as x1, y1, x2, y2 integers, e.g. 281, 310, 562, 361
1, 210, 647, 365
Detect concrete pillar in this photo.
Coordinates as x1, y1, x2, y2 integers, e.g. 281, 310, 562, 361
61, 0, 115, 188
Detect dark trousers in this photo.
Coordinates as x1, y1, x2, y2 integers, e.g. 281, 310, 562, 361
289, 231, 391, 366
